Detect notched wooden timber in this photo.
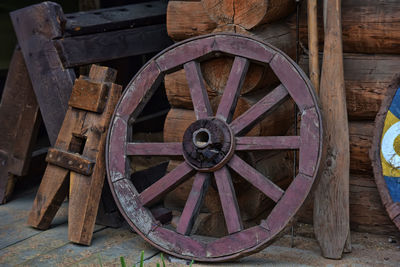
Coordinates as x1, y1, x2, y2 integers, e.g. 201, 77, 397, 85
69, 78, 109, 113
46, 148, 94, 176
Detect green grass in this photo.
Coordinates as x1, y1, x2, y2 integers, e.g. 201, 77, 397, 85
120, 251, 194, 267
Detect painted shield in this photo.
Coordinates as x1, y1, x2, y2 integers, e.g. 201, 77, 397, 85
371, 74, 400, 231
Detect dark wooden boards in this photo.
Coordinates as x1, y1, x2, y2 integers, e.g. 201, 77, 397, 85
28, 65, 122, 245
1, 1, 171, 202
57, 24, 172, 68
64, 1, 167, 36
0, 48, 40, 204
10, 2, 76, 144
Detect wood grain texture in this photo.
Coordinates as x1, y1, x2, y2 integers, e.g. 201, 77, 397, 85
296, 0, 400, 54
68, 71, 122, 245
314, 0, 350, 259
57, 24, 172, 68
0, 48, 40, 203
300, 53, 400, 120
201, 0, 295, 30
10, 2, 76, 144
28, 65, 122, 246
167, 1, 217, 41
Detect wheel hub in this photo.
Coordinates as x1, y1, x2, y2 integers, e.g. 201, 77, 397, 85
182, 118, 234, 171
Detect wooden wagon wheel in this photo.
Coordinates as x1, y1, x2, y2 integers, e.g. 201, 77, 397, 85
371, 74, 400, 232
106, 33, 322, 261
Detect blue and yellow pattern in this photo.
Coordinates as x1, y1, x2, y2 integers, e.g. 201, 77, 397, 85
381, 88, 400, 203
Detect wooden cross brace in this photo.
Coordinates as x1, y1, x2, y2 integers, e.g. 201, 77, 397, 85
27, 65, 122, 245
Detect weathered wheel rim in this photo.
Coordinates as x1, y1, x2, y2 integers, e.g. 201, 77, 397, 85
106, 33, 323, 261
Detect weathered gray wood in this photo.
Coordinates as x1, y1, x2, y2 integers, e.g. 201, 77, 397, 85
57, 24, 172, 68
0, 48, 40, 204
314, 0, 350, 259
10, 2, 76, 145
64, 1, 167, 36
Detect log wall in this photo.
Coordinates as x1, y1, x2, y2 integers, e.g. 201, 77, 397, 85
162, 0, 400, 236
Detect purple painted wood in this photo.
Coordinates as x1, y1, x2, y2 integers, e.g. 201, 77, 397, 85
229, 84, 288, 136
139, 162, 195, 206
214, 166, 243, 234
148, 226, 206, 258
116, 61, 162, 119
113, 179, 156, 235
235, 136, 301, 151
216, 56, 249, 123
206, 226, 270, 258
270, 54, 314, 111
261, 173, 312, 232
177, 172, 210, 235
156, 36, 216, 72
108, 117, 127, 182
126, 142, 182, 156
228, 154, 284, 202
184, 61, 213, 120
299, 107, 320, 177
106, 33, 323, 262
214, 35, 276, 64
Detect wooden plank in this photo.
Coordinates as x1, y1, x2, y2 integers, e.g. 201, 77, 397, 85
68, 79, 109, 113
214, 166, 243, 234
126, 142, 182, 156
230, 84, 288, 136
64, 1, 167, 36
46, 148, 95, 176
216, 56, 249, 123
314, 0, 350, 259
228, 154, 284, 202
235, 136, 300, 151
139, 162, 195, 206
177, 172, 210, 235
0, 48, 40, 203
184, 61, 213, 120
68, 70, 122, 245
57, 24, 173, 68
10, 2, 76, 145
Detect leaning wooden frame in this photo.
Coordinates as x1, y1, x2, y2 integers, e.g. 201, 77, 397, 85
370, 74, 400, 231
106, 33, 323, 262
0, 1, 172, 204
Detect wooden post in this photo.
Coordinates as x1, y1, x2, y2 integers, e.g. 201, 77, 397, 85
28, 65, 122, 245
0, 47, 41, 204
307, 0, 319, 93
10, 2, 76, 145
313, 0, 350, 259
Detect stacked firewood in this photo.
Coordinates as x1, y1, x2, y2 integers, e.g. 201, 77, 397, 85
163, 0, 298, 235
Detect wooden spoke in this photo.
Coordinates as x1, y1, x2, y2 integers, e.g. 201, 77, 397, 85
126, 142, 182, 156
229, 84, 289, 136
184, 61, 213, 120
214, 166, 243, 234
216, 57, 250, 123
228, 154, 284, 202
177, 172, 210, 235
235, 136, 301, 151
139, 162, 195, 206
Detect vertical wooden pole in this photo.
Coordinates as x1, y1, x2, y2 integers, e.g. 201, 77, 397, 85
313, 0, 350, 259
307, 0, 319, 93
